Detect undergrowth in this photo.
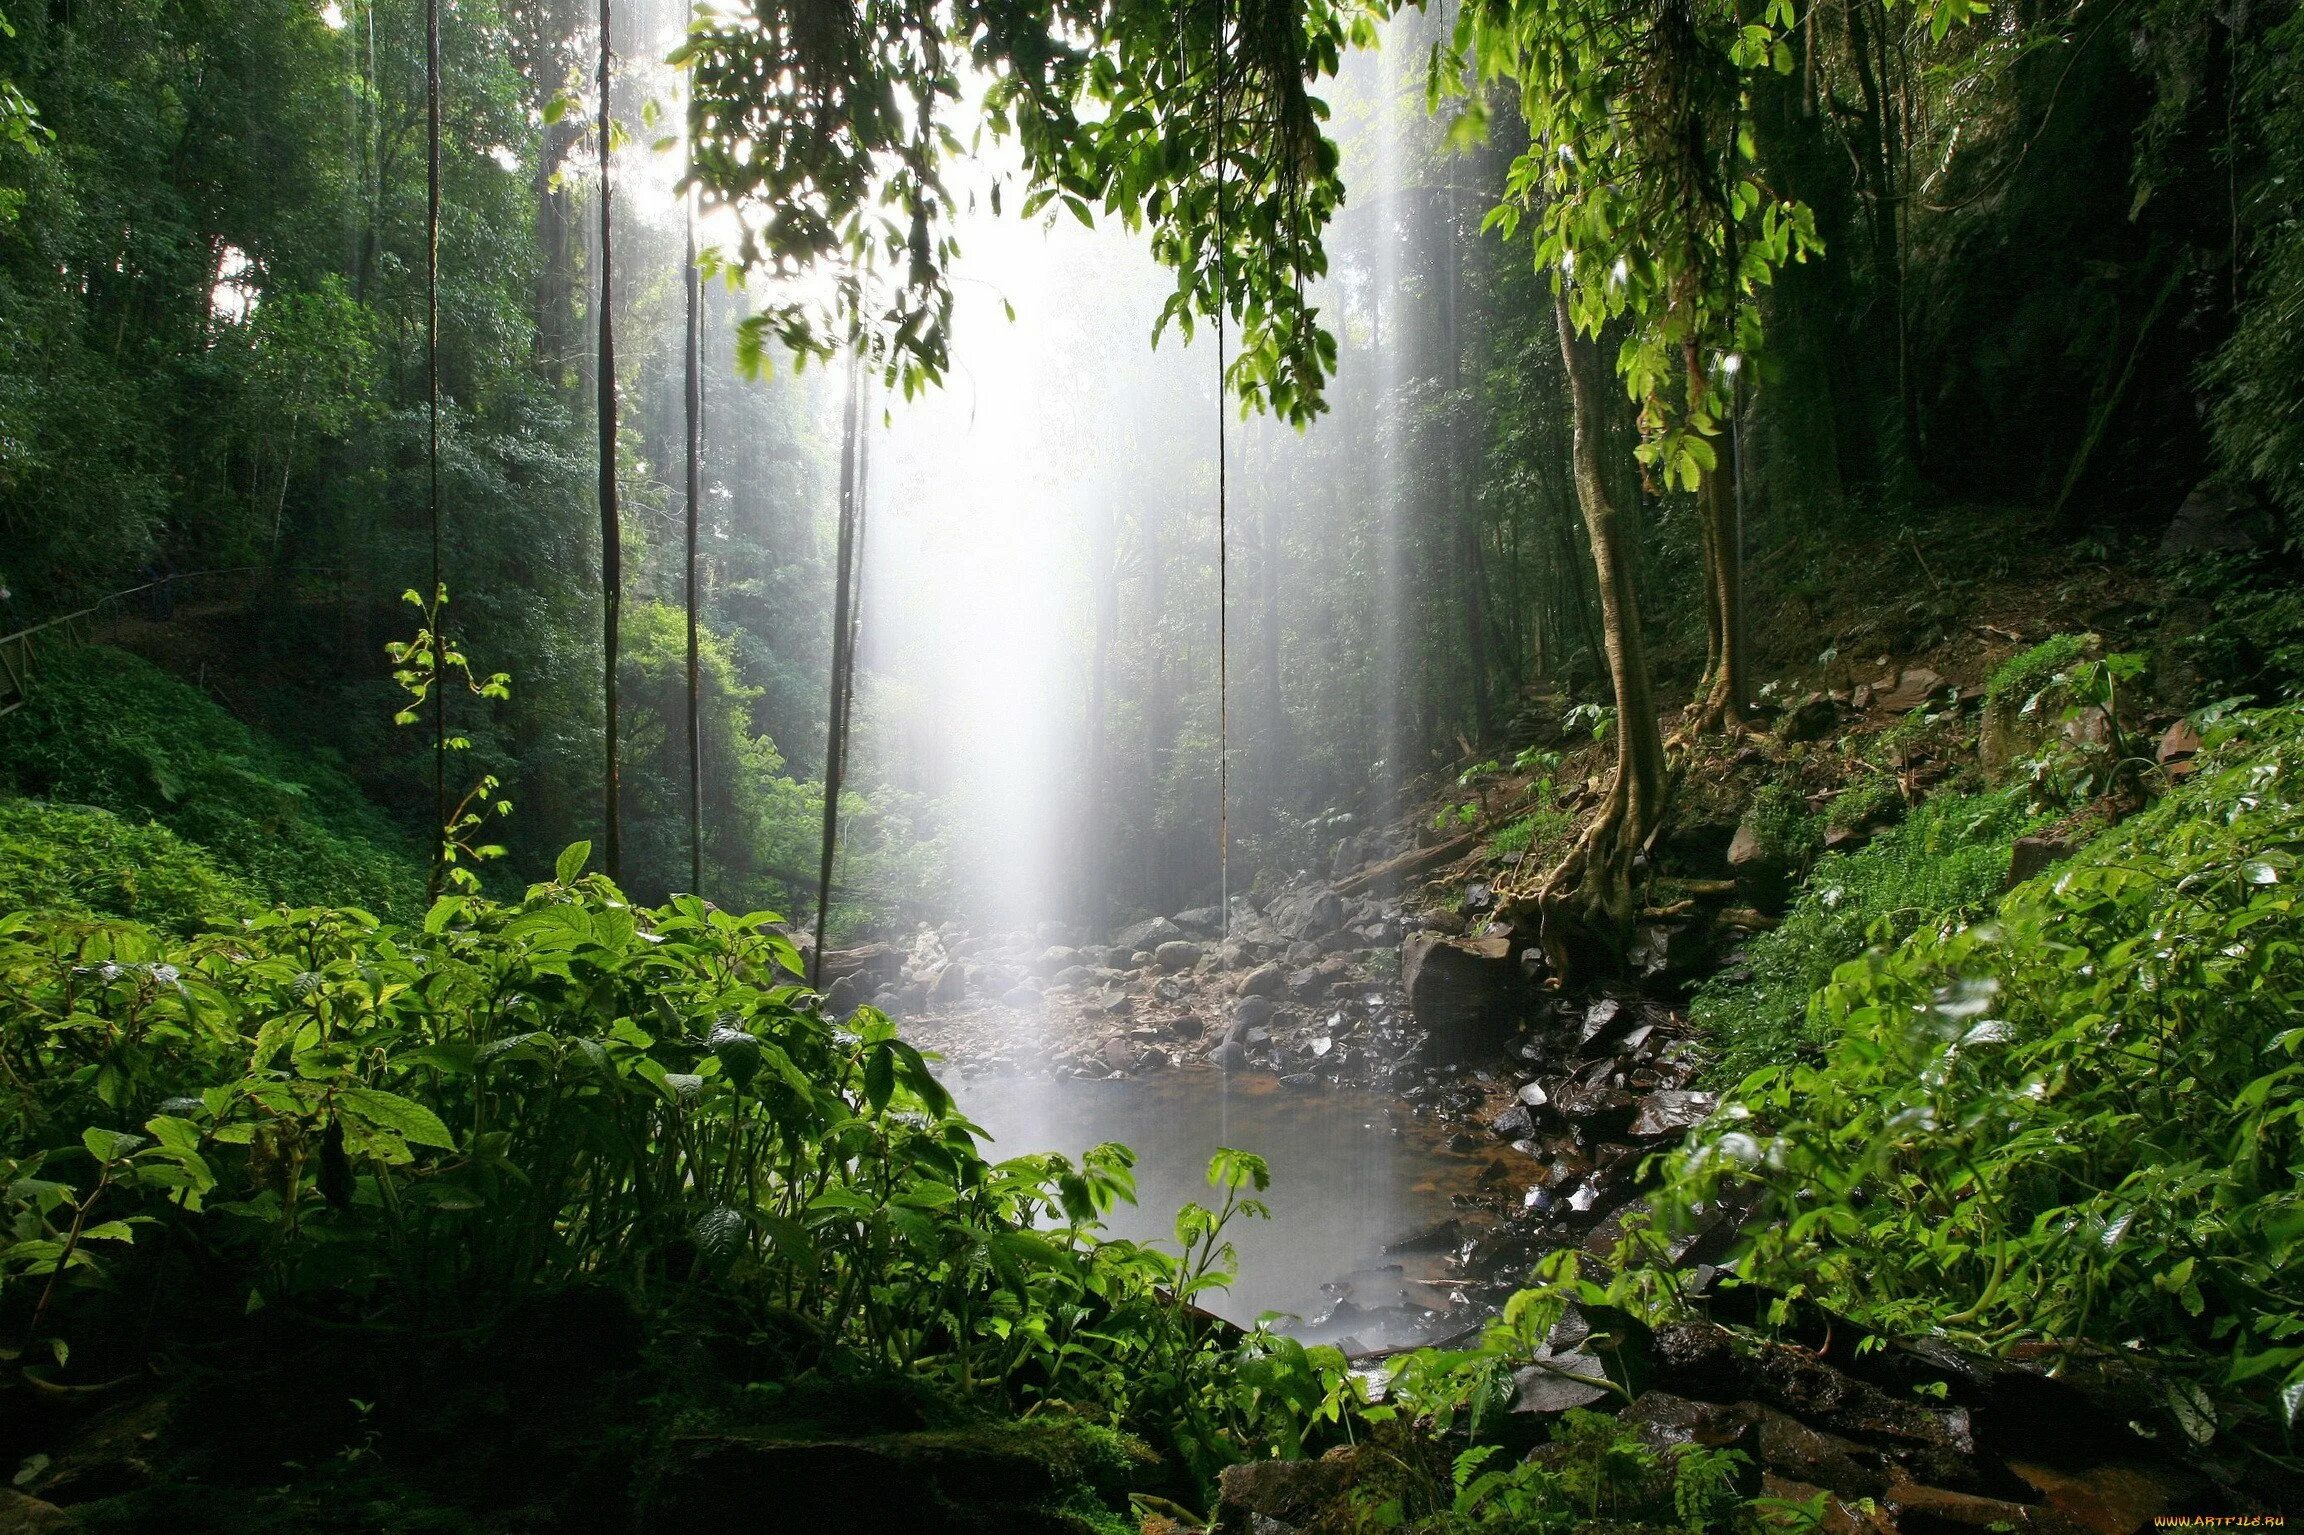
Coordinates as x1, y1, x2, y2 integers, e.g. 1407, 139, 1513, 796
0, 644, 421, 915
0, 800, 258, 934
1694, 784, 2043, 1085
1661, 704, 2304, 1442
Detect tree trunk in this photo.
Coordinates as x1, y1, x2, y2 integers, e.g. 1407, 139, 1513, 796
1526, 289, 1668, 981
1684, 445, 1747, 734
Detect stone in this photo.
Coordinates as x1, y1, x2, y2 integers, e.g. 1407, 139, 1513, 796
0, 1492, 71, 1534
1233, 995, 1275, 1031
812, 942, 905, 991
1630, 1089, 1718, 1138
1883, 1480, 2085, 1533
1510, 1348, 1612, 1413
1491, 1104, 1535, 1140
2157, 718, 2201, 768
1118, 915, 1186, 951
1384, 1217, 1464, 1254
1036, 945, 1079, 973
1557, 1084, 1639, 1141
1622, 1391, 1758, 1450
927, 961, 967, 1007
1216, 1454, 1349, 1534
1399, 933, 1520, 1057
2007, 1461, 2188, 1535
1051, 965, 1091, 988
1100, 1038, 1138, 1075
1154, 939, 1203, 971
1286, 966, 1327, 1001
1726, 823, 1770, 870
1174, 905, 1225, 935
999, 984, 1043, 1011
1515, 1080, 1550, 1109
1287, 889, 1348, 939
1776, 693, 1840, 743
1579, 998, 1630, 1048
1876, 666, 1947, 714
2161, 479, 2268, 556
2007, 833, 2076, 889
1237, 963, 1285, 999
822, 972, 868, 1016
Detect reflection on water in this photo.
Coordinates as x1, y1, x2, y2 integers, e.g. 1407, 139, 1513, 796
957, 1070, 1483, 1343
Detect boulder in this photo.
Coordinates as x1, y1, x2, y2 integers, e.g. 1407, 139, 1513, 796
1233, 995, 1276, 1031
1399, 933, 1520, 1058
1173, 905, 1225, 936
1216, 1453, 1351, 1535
2006, 833, 2076, 890
1285, 890, 1347, 939
927, 961, 967, 1007
1875, 666, 1947, 714
999, 984, 1043, 1011
1154, 940, 1203, 972
1117, 916, 1186, 951
813, 942, 904, 991
821, 972, 869, 1017
1237, 963, 1285, 999
2161, 478, 2269, 556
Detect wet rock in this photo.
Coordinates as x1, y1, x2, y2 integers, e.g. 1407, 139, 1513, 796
1118, 916, 1185, 951
1514, 1080, 1550, 1109
1166, 1013, 1207, 1040
1623, 1391, 1759, 1451
1155, 940, 1204, 971
1491, 1104, 1535, 1140
1510, 1348, 1612, 1414
1882, 1479, 2083, 1534
1216, 1453, 1350, 1535
1629, 1089, 1717, 1138
1286, 966, 1327, 1001
2006, 833, 2076, 890
1556, 1083, 1639, 1141
2008, 1460, 2191, 1535
1237, 963, 1285, 998
1100, 1038, 1138, 1075
813, 942, 905, 991
927, 961, 967, 1007
1385, 1217, 1463, 1254
1578, 998, 1632, 1050
1400, 933, 1520, 1058
1631, 921, 1711, 986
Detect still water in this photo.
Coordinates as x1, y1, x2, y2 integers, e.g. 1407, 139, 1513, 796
956, 1069, 1485, 1342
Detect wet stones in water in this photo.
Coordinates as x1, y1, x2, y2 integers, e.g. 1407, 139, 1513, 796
1629, 1089, 1717, 1138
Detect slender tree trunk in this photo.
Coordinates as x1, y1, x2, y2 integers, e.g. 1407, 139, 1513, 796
1526, 291, 1667, 980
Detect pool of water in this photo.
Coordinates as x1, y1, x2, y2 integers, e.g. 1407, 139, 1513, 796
955, 1068, 1495, 1346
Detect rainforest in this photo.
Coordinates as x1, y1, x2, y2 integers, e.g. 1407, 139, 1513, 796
0, 0, 2301, 1529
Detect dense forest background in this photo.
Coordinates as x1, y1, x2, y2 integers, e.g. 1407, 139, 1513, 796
2, 0, 2299, 935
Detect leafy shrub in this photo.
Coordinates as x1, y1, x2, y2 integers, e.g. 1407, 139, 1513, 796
0, 800, 258, 933
0, 855, 1298, 1489
0, 645, 421, 915
1694, 785, 2041, 1084
1664, 706, 2304, 1439
2173, 550, 2304, 705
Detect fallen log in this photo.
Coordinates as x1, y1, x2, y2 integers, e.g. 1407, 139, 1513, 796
1334, 830, 1481, 896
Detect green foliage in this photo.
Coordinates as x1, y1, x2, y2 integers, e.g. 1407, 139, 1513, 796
0, 873, 1331, 1487
1983, 632, 2095, 712
0, 645, 421, 916
0, 801, 257, 935
1738, 781, 1820, 868
1664, 706, 2304, 1439
385, 586, 512, 898
680, 0, 1366, 423
2174, 551, 2304, 705
1695, 785, 2040, 1084
1822, 773, 1902, 833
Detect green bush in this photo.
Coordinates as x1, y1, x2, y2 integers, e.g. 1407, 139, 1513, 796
1822, 773, 1903, 833
1694, 784, 2042, 1084
0, 644, 421, 915
0, 800, 258, 933
2174, 550, 2304, 705
0, 859, 1304, 1494
1664, 706, 2304, 1438
1739, 780, 1821, 867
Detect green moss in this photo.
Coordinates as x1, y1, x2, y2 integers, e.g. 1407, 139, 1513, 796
1823, 774, 1904, 833
0, 645, 421, 915
0, 799, 260, 933
1983, 632, 2095, 710
1740, 781, 1821, 865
